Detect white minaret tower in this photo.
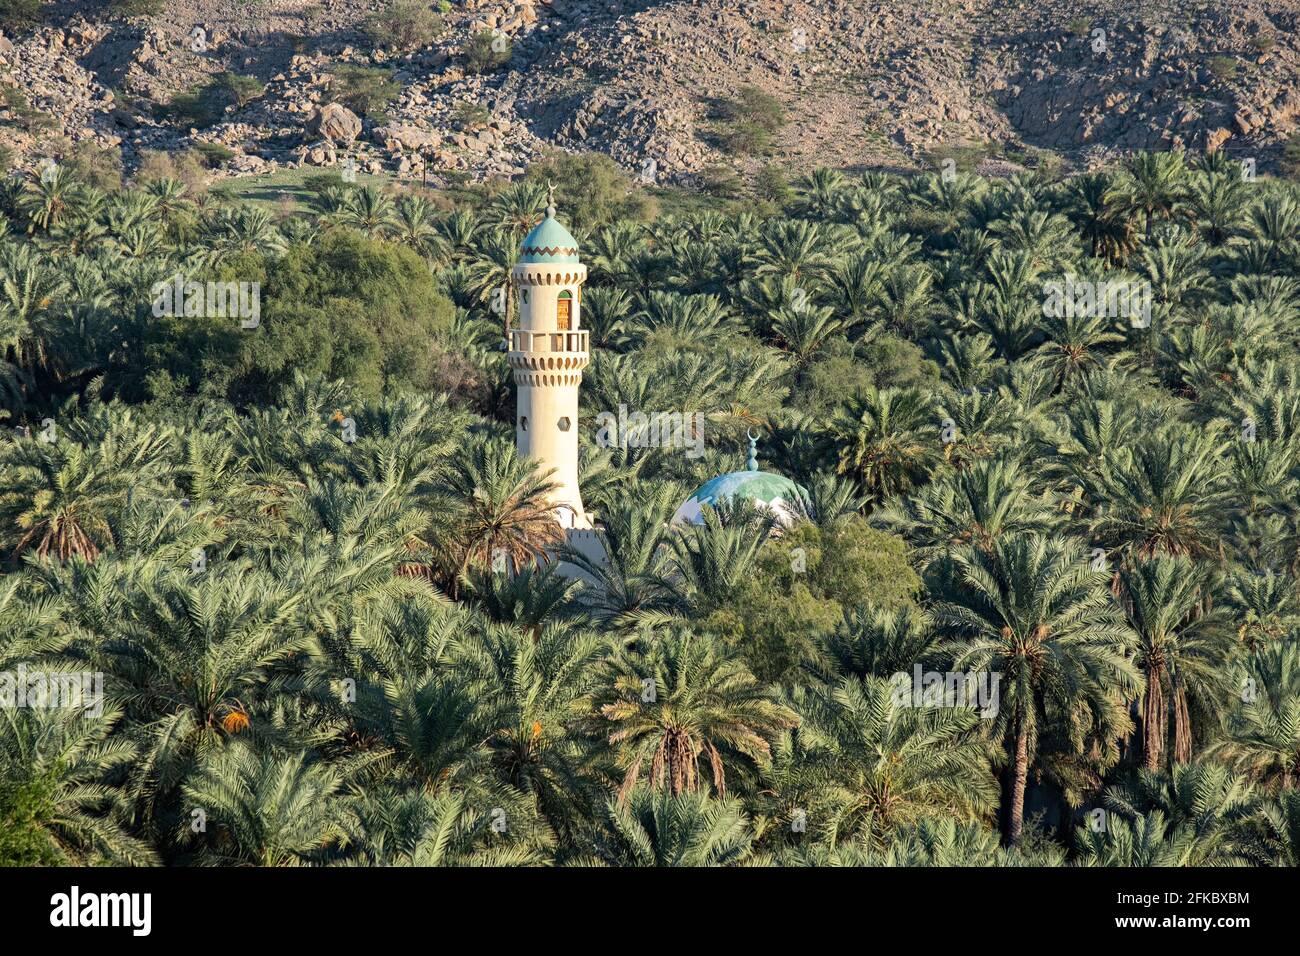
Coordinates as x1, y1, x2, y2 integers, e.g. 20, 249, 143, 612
508, 187, 591, 529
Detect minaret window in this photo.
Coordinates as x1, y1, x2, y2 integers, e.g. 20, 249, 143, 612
521, 289, 529, 304
520, 416, 528, 431
557, 291, 573, 330
557, 417, 571, 432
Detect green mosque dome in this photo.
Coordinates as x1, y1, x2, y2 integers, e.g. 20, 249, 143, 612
519, 202, 580, 265
672, 432, 806, 527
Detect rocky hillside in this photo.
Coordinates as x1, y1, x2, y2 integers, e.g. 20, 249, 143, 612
2, 0, 1299, 185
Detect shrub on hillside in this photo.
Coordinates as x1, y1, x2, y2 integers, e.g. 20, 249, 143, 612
364, 0, 443, 51
463, 30, 512, 74
330, 64, 400, 117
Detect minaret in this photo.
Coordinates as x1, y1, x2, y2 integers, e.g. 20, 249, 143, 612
508, 186, 591, 529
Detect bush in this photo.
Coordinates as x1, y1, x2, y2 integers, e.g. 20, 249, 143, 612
753, 162, 791, 206
699, 163, 745, 199
364, 0, 443, 52
0, 83, 57, 133
704, 517, 921, 683
330, 64, 400, 117
523, 152, 656, 229
111, 0, 165, 16
222, 73, 265, 109
463, 30, 512, 74
1249, 33, 1276, 54
1282, 133, 1300, 181
0, 0, 40, 31
63, 139, 124, 190
715, 85, 785, 157
164, 79, 234, 129
135, 148, 210, 193
193, 141, 236, 168
1207, 55, 1238, 82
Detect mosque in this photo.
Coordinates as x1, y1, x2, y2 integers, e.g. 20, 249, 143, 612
507, 192, 805, 565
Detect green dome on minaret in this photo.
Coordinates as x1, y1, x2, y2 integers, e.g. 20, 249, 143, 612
519, 185, 579, 264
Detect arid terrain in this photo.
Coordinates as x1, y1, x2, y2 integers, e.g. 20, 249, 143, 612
3, 0, 1300, 183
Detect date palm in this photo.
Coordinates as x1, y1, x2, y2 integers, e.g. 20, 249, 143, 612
19, 164, 79, 232
1208, 641, 1300, 789
431, 437, 564, 593
0, 421, 171, 563
558, 483, 681, 627
327, 185, 398, 239
938, 533, 1140, 845
1119, 556, 1235, 769
1109, 151, 1191, 235
1086, 426, 1229, 560
0, 700, 157, 865
100, 565, 310, 817
825, 386, 939, 505
787, 675, 998, 846
874, 455, 1062, 565
587, 629, 797, 801
341, 788, 549, 866
587, 785, 756, 866
181, 745, 345, 866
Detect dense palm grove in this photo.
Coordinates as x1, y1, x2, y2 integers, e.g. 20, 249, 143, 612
3, 149, 1300, 866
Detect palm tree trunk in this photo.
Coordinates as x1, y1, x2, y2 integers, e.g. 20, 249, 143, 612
1143, 664, 1165, 771
1172, 682, 1192, 765
1007, 721, 1030, 846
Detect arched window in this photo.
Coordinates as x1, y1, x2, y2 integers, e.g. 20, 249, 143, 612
557, 290, 573, 331
519, 416, 528, 431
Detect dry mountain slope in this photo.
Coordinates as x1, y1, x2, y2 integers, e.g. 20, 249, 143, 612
1, 0, 1298, 182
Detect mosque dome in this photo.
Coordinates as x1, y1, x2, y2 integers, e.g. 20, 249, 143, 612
519, 197, 579, 264
671, 432, 806, 527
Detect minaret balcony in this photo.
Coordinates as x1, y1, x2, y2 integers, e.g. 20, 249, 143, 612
508, 328, 590, 357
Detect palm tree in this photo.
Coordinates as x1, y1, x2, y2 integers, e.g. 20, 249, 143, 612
586, 785, 757, 866
1109, 151, 1191, 235
1119, 556, 1235, 769
19, 164, 80, 232
431, 437, 565, 593
938, 533, 1141, 844
825, 386, 939, 504
341, 788, 549, 866
586, 629, 797, 800
456, 621, 606, 837
874, 455, 1062, 565
327, 185, 399, 239
0, 241, 69, 373
0, 702, 157, 865
0, 420, 172, 563
98, 564, 310, 816
465, 229, 518, 343
394, 193, 441, 258
1064, 172, 1138, 263
1209, 641, 1300, 789
1101, 762, 1255, 865
558, 484, 681, 627
786, 676, 997, 846
181, 745, 345, 865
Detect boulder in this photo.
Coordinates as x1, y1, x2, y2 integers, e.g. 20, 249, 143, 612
309, 102, 361, 143
372, 123, 440, 151
1205, 127, 1231, 152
